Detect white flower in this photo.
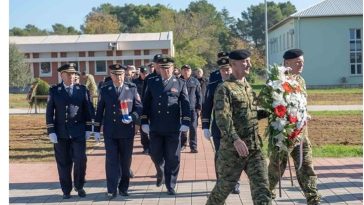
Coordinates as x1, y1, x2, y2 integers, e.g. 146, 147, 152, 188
277, 66, 291, 80
287, 107, 298, 116
267, 80, 284, 92
271, 117, 287, 131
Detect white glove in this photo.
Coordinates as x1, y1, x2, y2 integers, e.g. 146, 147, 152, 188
94, 132, 101, 142
203, 129, 211, 140
141, 124, 150, 135
179, 125, 189, 132
48, 133, 58, 143
85, 131, 92, 140
122, 116, 133, 124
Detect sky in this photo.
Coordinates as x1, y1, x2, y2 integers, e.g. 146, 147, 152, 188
9, 0, 324, 31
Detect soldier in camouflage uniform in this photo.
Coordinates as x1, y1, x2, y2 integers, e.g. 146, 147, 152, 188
267, 49, 320, 205
81, 72, 98, 99
206, 50, 271, 205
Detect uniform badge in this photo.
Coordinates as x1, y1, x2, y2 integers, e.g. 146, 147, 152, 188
76, 86, 80, 90
108, 86, 112, 90
125, 86, 129, 90
173, 79, 177, 82
171, 87, 178, 93
69, 104, 79, 118
58, 87, 62, 91
155, 78, 160, 81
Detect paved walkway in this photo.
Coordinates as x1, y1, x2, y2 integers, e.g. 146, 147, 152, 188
10, 126, 363, 205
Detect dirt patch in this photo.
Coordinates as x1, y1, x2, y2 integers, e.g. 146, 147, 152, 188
10, 115, 98, 162
258, 114, 363, 146
308, 93, 362, 105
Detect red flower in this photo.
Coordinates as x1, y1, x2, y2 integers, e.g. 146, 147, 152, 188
274, 105, 287, 118
288, 129, 301, 140
282, 82, 293, 93
288, 115, 298, 123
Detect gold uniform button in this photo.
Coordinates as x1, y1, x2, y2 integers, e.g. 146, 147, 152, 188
167, 111, 170, 114
75, 120, 77, 123
159, 95, 162, 98
158, 111, 161, 113
158, 103, 161, 105
113, 104, 116, 107
113, 119, 116, 122
65, 120, 68, 123
113, 112, 116, 114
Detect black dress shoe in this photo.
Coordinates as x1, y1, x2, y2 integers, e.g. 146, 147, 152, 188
156, 176, 164, 187
232, 183, 240, 194
190, 149, 198, 153
76, 188, 86, 197
167, 188, 176, 195
106, 192, 117, 200
119, 190, 129, 196
63, 194, 71, 199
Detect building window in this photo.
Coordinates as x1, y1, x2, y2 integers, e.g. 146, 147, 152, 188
95, 61, 107, 74
124, 59, 134, 66
134, 50, 141, 55
24, 53, 30, 58
40, 62, 52, 77
88, 51, 94, 57
51, 52, 58, 58
144, 50, 150, 55
33, 53, 39, 58
349, 29, 362, 75
60, 52, 67, 58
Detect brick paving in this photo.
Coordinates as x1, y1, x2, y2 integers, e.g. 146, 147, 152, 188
10, 127, 363, 205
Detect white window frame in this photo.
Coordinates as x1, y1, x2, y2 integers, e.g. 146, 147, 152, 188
349, 28, 362, 76
95, 60, 107, 75
39, 62, 52, 77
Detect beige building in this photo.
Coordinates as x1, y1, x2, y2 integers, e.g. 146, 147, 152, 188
10, 31, 174, 85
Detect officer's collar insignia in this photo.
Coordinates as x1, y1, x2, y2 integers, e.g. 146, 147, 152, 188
222, 59, 226, 63
125, 86, 129, 90
58, 87, 62, 91
173, 79, 177, 82
156, 78, 160, 81
171, 87, 178, 93
108, 86, 112, 90
76, 86, 80, 89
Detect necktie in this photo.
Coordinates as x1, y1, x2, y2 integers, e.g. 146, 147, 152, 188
66, 87, 72, 96
163, 79, 168, 86
116, 87, 120, 96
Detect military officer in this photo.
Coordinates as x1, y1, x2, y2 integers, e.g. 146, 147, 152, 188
206, 50, 271, 205
180, 64, 202, 153
141, 55, 190, 195
202, 57, 243, 194
207, 51, 229, 83
94, 64, 143, 199
133, 65, 150, 154
46, 63, 95, 199
266, 49, 321, 205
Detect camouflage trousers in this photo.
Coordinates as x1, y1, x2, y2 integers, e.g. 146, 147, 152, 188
206, 149, 271, 205
268, 135, 321, 205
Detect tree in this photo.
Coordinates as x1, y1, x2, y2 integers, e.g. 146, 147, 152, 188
9, 24, 48, 36
9, 44, 33, 87
51, 23, 80, 35
234, 1, 296, 50
81, 12, 121, 34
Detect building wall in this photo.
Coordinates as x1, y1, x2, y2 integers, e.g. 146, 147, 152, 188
269, 16, 363, 87
298, 16, 362, 86
268, 19, 296, 65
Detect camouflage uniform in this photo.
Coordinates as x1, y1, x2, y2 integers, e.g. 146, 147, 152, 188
267, 75, 321, 205
206, 76, 271, 205
85, 74, 98, 98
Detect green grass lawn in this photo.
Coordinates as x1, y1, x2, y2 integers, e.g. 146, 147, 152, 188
9, 94, 29, 108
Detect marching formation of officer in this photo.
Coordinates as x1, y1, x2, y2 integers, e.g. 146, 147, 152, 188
46, 63, 95, 199
45, 48, 319, 204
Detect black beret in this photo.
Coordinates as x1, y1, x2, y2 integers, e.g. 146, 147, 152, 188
108, 64, 127, 74
153, 54, 163, 63
181, 64, 191, 69
283, 49, 304, 60
57, 63, 77, 73
217, 57, 229, 67
139, 66, 148, 73
229, 49, 251, 60
217, 51, 229, 59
